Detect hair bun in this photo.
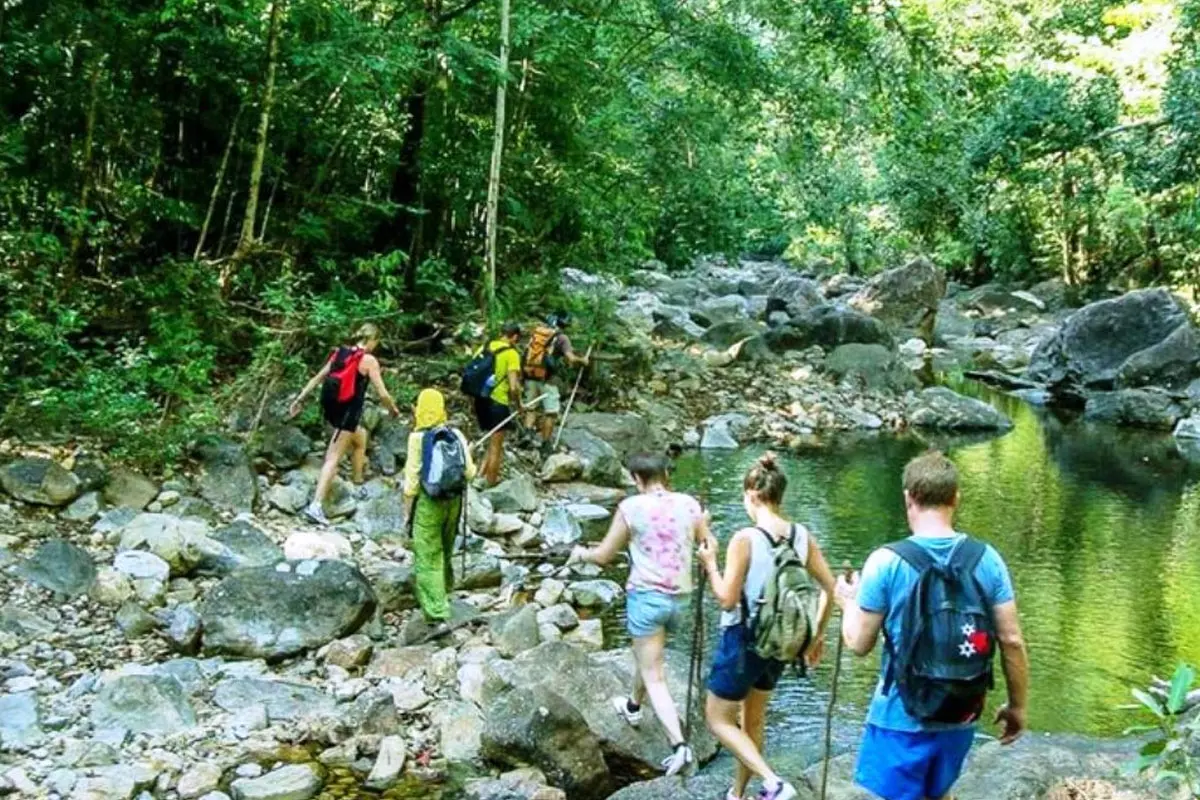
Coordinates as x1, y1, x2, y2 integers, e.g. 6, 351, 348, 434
758, 451, 779, 470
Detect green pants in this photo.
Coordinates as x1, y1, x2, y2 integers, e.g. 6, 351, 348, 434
411, 493, 462, 622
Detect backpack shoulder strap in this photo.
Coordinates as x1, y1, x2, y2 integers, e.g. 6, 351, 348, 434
949, 537, 987, 574
885, 539, 936, 573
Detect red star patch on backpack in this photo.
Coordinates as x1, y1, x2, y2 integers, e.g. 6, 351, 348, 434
957, 623, 990, 658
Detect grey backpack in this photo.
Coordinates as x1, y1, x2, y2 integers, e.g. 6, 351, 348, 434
420, 427, 467, 498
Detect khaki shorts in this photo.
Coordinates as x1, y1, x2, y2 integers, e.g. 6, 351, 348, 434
524, 380, 562, 415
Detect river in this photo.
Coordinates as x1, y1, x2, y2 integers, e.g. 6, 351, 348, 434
635, 383, 1200, 768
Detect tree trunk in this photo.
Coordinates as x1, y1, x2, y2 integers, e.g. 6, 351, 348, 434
68, 62, 104, 274
1060, 154, 1078, 286
235, 0, 284, 259
483, 0, 512, 313
194, 103, 243, 260
380, 80, 428, 261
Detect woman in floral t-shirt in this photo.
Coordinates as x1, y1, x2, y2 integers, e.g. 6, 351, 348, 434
571, 452, 714, 777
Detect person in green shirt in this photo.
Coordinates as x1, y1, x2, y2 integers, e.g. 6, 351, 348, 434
473, 321, 523, 486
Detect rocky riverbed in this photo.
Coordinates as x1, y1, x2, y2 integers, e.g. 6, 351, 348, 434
1, 255, 1192, 799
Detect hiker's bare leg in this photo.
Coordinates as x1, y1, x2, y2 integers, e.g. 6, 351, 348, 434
539, 415, 555, 442
706, 692, 779, 786
484, 431, 506, 485
630, 646, 648, 707
733, 688, 770, 797
632, 630, 685, 746
350, 427, 368, 484
314, 432, 354, 505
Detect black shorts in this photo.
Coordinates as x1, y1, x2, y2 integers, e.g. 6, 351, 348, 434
707, 623, 786, 701
474, 397, 513, 433
323, 398, 365, 433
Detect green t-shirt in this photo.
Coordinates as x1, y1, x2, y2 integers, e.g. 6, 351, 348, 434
487, 339, 521, 407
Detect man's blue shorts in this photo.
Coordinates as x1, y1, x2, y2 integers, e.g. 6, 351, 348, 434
625, 589, 684, 639
855, 724, 976, 800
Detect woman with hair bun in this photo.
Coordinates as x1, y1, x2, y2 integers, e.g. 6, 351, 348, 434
289, 322, 402, 524
698, 452, 837, 800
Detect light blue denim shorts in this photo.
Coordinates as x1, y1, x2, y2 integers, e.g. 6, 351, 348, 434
625, 589, 686, 639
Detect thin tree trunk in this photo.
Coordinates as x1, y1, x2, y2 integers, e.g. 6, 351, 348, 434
259, 170, 280, 240
218, 190, 239, 258
236, 0, 284, 259
68, 63, 104, 271
195, 104, 243, 260
1060, 153, 1078, 286
483, 0, 511, 313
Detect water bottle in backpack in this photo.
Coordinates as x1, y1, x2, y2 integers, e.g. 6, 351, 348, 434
883, 537, 997, 724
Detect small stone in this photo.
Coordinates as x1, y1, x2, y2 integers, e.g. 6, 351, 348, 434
229, 764, 323, 800
323, 635, 373, 670
533, 578, 565, 607
539, 454, 583, 483
564, 618, 603, 652
115, 603, 161, 639
536, 604, 579, 631
490, 605, 540, 658
538, 624, 562, 643
89, 567, 134, 607
364, 735, 406, 790
46, 768, 77, 795
65, 492, 103, 522
114, 551, 170, 583
235, 764, 263, 779
490, 513, 524, 535
200, 794, 232, 800
177, 763, 223, 799
384, 677, 430, 713
568, 579, 622, 608
317, 741, 359, 768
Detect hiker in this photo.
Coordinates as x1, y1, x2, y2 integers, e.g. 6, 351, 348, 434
569, 452, 713, 777
833, 450, 1029, 800
403, 388, 475, 625
697, 452, 836, 800
465, 322, 523, 486
523, 311, 589, 453
289, 323, 401, 525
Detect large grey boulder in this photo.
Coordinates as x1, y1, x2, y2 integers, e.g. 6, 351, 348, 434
490, 604, 541, 658
369, 419, 411, 476
433, 700, 485, 764
823, 344, 918, 394
848, 256, 946, 341
0, 458, 81, 506
908, 388, 1013, 431
692, 295, 749, 326
486, 642, 717, 788
481, 685, 610, 799
17, 539, 96, 596
102, 469, 160, 510
213, 678, 337, 724
699, 320, 764, 350
652, 304, 707, 341
195, 438, 258, 513
1028, 288, 1188, 391
1116, 322, 1200, 391
230, 764, 324, 800
356, 491, 408, 539
485, 474, 540, 514
0, 692, 41, 750
565, 413, 655, 459
560, 267, 622, 300
558, 429, 623, 488
1084, 389, 1183, 430
200, 560, 376, 660
764, 304, 893, 352
255, 426, 312, 470
200, 521, 284, 574
541, 505, 583, 548
91, 674, 197, 735
766, 275, 823, 318
700, 413, 751, 450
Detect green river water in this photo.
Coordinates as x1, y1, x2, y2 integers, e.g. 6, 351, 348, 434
329, 384, 1200, 797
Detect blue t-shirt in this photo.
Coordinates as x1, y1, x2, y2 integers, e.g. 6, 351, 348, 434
857, 533, 1015, 733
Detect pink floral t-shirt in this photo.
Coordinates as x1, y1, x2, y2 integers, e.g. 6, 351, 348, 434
620, 490, 702, 595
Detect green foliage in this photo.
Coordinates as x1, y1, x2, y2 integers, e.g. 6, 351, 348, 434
1122, 664, 1200, 797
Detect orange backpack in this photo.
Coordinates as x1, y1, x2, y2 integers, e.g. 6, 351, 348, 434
523, 325, 560, 381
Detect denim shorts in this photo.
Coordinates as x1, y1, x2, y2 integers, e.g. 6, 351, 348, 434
706, 622, 786, 701
854, 724, 976, 800
625, 589, 685, 639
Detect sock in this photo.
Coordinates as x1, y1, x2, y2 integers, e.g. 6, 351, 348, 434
626, 699, 640, 713
763, 777, 781, 791
673, 741, 687, 752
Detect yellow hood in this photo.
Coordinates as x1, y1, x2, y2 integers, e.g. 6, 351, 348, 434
414, 388, 447, 430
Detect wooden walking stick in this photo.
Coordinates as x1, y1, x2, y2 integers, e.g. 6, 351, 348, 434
471, 394, 547, 451
553, 344, 595, 450
821, 562, 855, 800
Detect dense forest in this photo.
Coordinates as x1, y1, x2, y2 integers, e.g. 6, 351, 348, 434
3, 0, 1200, 458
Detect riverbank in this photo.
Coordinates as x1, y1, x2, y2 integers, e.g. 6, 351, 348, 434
1, 257, 1195, 799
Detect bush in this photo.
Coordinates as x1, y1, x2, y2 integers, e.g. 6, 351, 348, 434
1123, 663, 1200, 796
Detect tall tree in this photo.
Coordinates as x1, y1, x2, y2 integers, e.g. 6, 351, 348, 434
483, 0, 511, 312
235, 0, 284, 261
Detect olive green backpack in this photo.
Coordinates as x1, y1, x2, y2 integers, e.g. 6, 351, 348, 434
743, 525, 820, 667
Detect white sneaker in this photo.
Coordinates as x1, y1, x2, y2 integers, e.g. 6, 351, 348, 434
755, 781, 797, 800
611, 696, 643, 727
303, 504, 329, 526
661, 743, 693, 777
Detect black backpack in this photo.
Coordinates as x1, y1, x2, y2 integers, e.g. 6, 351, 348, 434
461, 344, 512, 399
883, 537, 997, 725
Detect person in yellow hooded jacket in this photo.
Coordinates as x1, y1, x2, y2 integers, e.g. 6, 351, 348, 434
404, 389, 476, 623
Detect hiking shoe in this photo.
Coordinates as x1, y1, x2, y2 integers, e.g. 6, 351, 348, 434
303, 504, 329, 526
611, 696, 643, 727
756, 782, 797, 800
661, 743, 693, 777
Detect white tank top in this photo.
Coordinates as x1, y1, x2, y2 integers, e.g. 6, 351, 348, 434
719, 523, 809, 628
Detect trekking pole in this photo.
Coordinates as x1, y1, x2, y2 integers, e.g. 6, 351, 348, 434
683, 481, 712, 745
820, 562, 854, 800
471, 394, 548, 451
552, 344, 595, 450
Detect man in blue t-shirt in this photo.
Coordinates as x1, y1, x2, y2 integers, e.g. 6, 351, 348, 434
833, 450, 1030, 800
